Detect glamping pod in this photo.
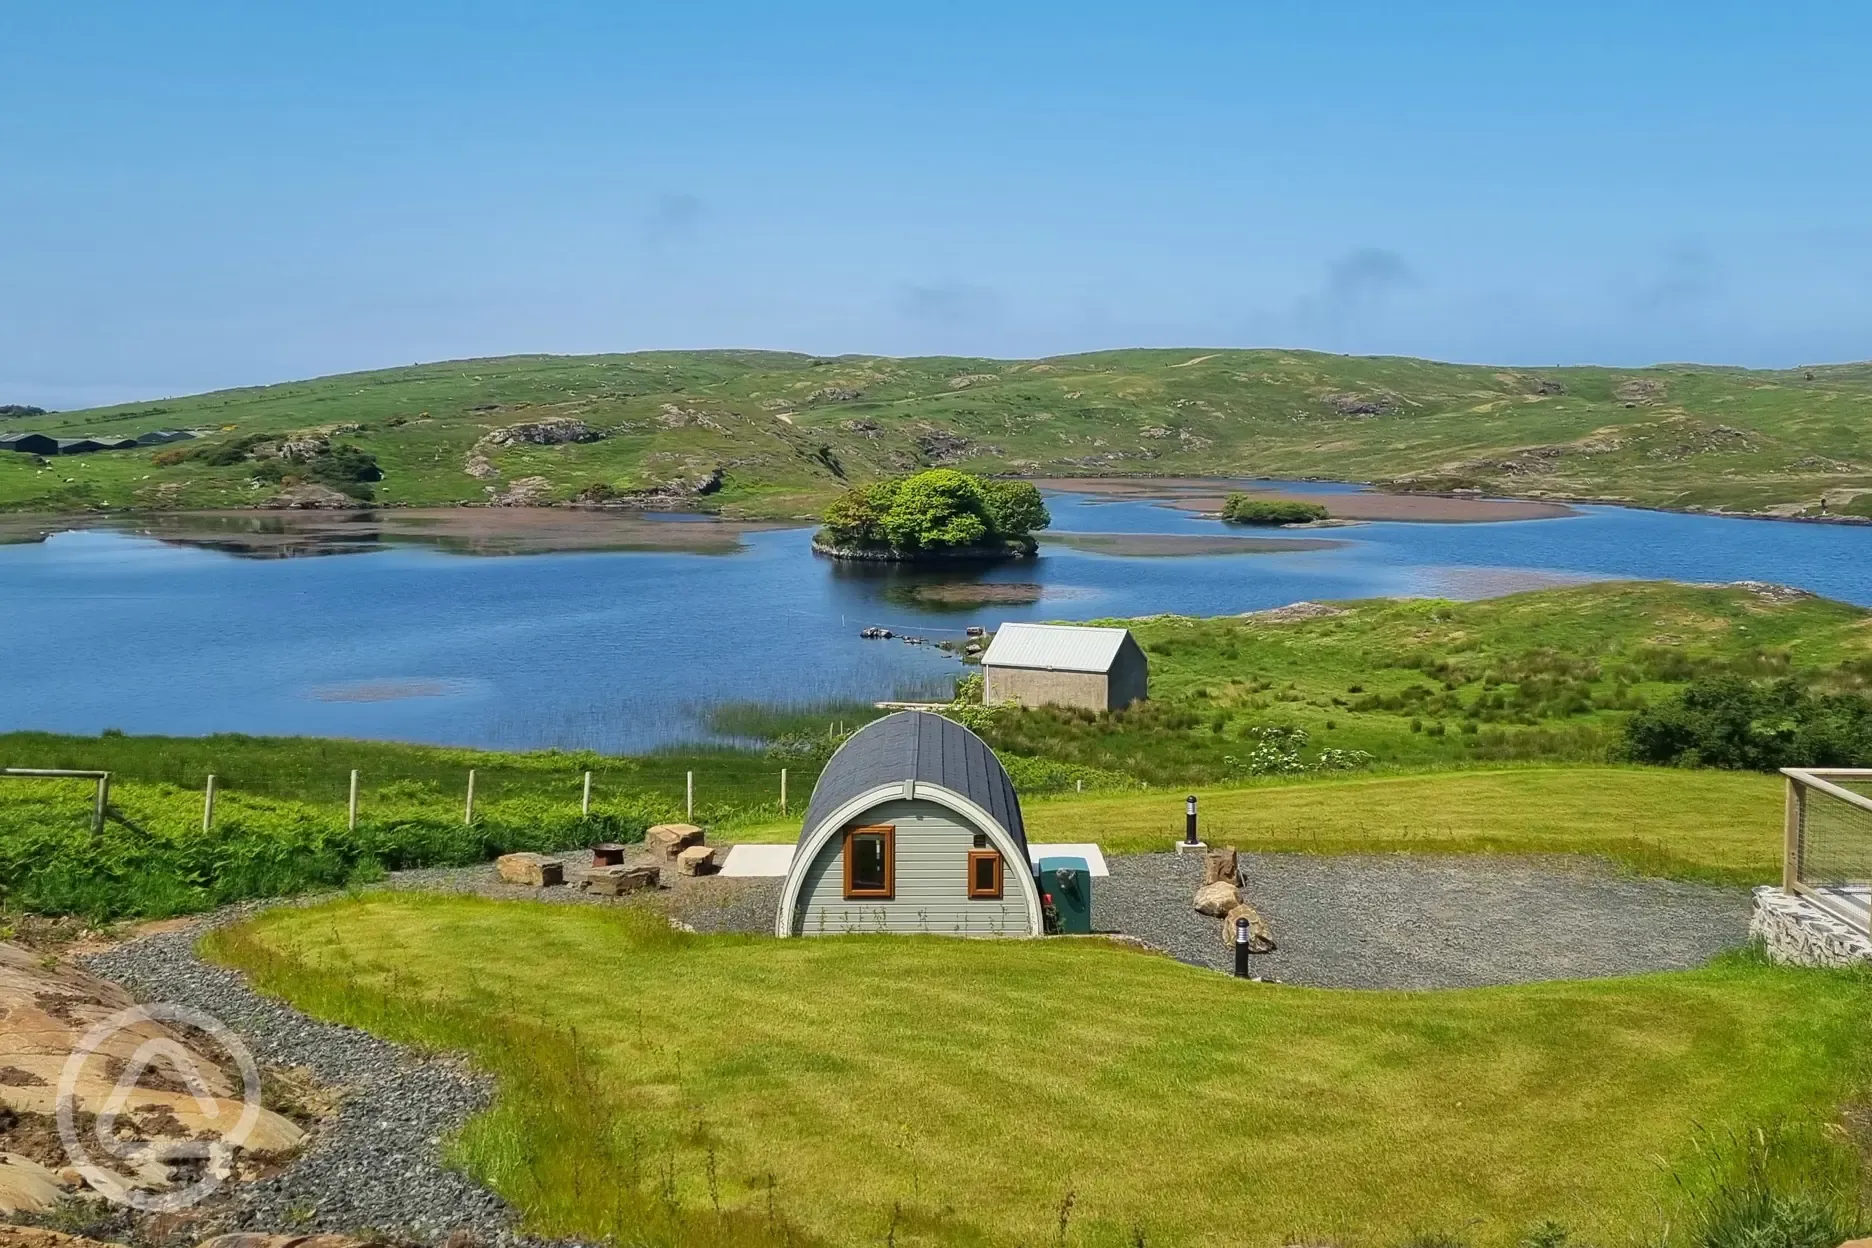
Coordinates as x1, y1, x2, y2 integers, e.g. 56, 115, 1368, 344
775, 710, 1044, 937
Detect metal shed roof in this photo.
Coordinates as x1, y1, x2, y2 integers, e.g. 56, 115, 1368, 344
980, 622, 1133, 674
800, 710, 1025, 851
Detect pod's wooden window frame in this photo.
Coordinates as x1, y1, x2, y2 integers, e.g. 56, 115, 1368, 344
966, 849, 1004, 899
843, 825, 895, 899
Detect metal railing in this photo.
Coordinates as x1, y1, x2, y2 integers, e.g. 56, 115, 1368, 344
1782, 767, 1872, 935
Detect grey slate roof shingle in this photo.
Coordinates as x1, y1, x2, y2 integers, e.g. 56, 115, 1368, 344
799, 710, 1026, 851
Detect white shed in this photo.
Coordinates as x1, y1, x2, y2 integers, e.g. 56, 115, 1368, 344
980, 623, 1149, 712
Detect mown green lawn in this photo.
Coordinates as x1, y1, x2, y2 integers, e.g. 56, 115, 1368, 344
211, 896, 1872, 1248
735, 766, 1786, 883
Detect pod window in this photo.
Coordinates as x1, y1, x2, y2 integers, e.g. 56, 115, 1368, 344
967, 849, 1004, 900
843, 826, 894, 899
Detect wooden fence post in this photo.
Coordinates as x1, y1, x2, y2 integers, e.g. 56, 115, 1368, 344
92, 773, 109, 836
1782, 772, 1803, 892
465, 769, 477, 825
686, 771, 694, 821
780, 768, 788, 816
582, 770, 593, 816
202, 774, 217, 833
348, 770, 359, 832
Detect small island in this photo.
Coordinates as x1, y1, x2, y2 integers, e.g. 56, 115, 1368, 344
812, 469, 1050, 561
1219, 493, 1330, 526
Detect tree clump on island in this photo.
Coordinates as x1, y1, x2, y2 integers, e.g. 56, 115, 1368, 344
816, 469, 1050, 559
1220, 494, 1328, 526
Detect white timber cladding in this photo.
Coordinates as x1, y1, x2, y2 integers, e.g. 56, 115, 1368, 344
776, 786, 1045, 936
980, 622, 1132, 673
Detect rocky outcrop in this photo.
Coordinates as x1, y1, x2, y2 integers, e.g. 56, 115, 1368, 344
0, 942, 305, 1208
476, 417, 602, 448
580, 865, 659, 897
1323, 391, 1399, 417
258, 484, 362, 510
486, 476, 554, 506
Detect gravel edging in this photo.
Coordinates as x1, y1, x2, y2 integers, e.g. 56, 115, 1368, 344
80, 911, 532, 1247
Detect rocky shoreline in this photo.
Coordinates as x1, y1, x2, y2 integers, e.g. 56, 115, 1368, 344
809, 535, 1037, 562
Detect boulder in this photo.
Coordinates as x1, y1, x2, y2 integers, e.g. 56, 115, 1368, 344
199, 1236, 376, 1248
0, 1230, 126, 1248
1192, 880, 1241, 917
0, 1153, 66, 1214
675, 846, 717, 877
1220, 904, 1276, 953
1202, 848, 1239, 886
645, 824, 705, 859
494, 853, 565, 887
581, 865, 659, 897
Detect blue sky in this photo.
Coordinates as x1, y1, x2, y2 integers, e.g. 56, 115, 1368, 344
4, 2, 1870, 409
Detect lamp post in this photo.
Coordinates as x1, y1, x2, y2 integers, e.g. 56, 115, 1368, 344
1234, 916, 1250, 978
1185, 794, 1199, 845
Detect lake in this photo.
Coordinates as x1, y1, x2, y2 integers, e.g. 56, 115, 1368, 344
3, 485, 1870, 753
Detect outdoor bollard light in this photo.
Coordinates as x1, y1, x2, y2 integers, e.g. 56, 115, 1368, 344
1185, 794, 1199, 844
1234, 915, 1250, 978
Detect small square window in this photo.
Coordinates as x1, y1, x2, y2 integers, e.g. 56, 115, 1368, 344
844, 826, 894, 899
967, 849, 1003, 899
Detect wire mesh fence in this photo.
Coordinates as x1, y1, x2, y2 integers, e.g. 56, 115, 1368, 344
1785, 768, 1872, 933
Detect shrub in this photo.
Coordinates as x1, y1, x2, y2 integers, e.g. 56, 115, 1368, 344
1220, 495, 1328, 525
1618, 676, 1872, 770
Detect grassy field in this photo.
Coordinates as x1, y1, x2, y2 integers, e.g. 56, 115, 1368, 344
5, 349, 1871, 517
208, 895, 1872, 1248
975, 582, 1872, 781
733, 766, 1786, 884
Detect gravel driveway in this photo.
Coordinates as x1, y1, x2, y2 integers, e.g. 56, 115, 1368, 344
1097, 852, 1754, 988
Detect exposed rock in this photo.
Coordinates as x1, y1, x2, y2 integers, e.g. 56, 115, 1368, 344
0, 1152, 66, 1214
842, 419, 881, 437
1193, 880, 1242, 917
476, 417, 602, 448
656, 405, 728, 432
1533, 377, 1567, 396
1203, 849, 1239, 887
259, 484, 363, 511
1239, 601, 1347, 624
0, 942, 305, 1180
645, 824, 706, 859
487, 475, 554, 506
675, 846, 718, 877
946, 374, 998, 390
1614, 377, 1667, 405
580, 865, 659, 897
1219, 903, 1276, 953
913, 429, 972, 465
1722, 581, 1816, 605
1323, 391, 1398, 417
1139, 426, 1172, 440
461, 454, 499, 480
0, 1229, 125, 1248
493, 853, 564, 887
806, 386, 864, 403
198, 1235, 378, 1248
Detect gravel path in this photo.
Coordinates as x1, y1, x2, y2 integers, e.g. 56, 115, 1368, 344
1096, 852, 1754, 988
83, 917, 528, 1246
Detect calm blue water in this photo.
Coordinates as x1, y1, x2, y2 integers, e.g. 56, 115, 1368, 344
2, 488, 1868, 752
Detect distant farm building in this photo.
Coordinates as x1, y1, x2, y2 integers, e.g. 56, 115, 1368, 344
0, 433, 58, 455
980, 622, 1148, 712
135, 430, 196, 446
775, 710, 1044, 936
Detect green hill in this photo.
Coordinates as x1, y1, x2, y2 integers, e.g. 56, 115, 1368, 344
5, 348, 1870, 517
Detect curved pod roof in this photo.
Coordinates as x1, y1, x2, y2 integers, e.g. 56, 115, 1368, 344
798, 710, 1026, 854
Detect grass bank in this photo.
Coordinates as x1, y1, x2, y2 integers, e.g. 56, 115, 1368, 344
731, 765, 1785, 883
6, 348, 1871, 517
209, 894, 1872, 1248
979, 582, 1872, 782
